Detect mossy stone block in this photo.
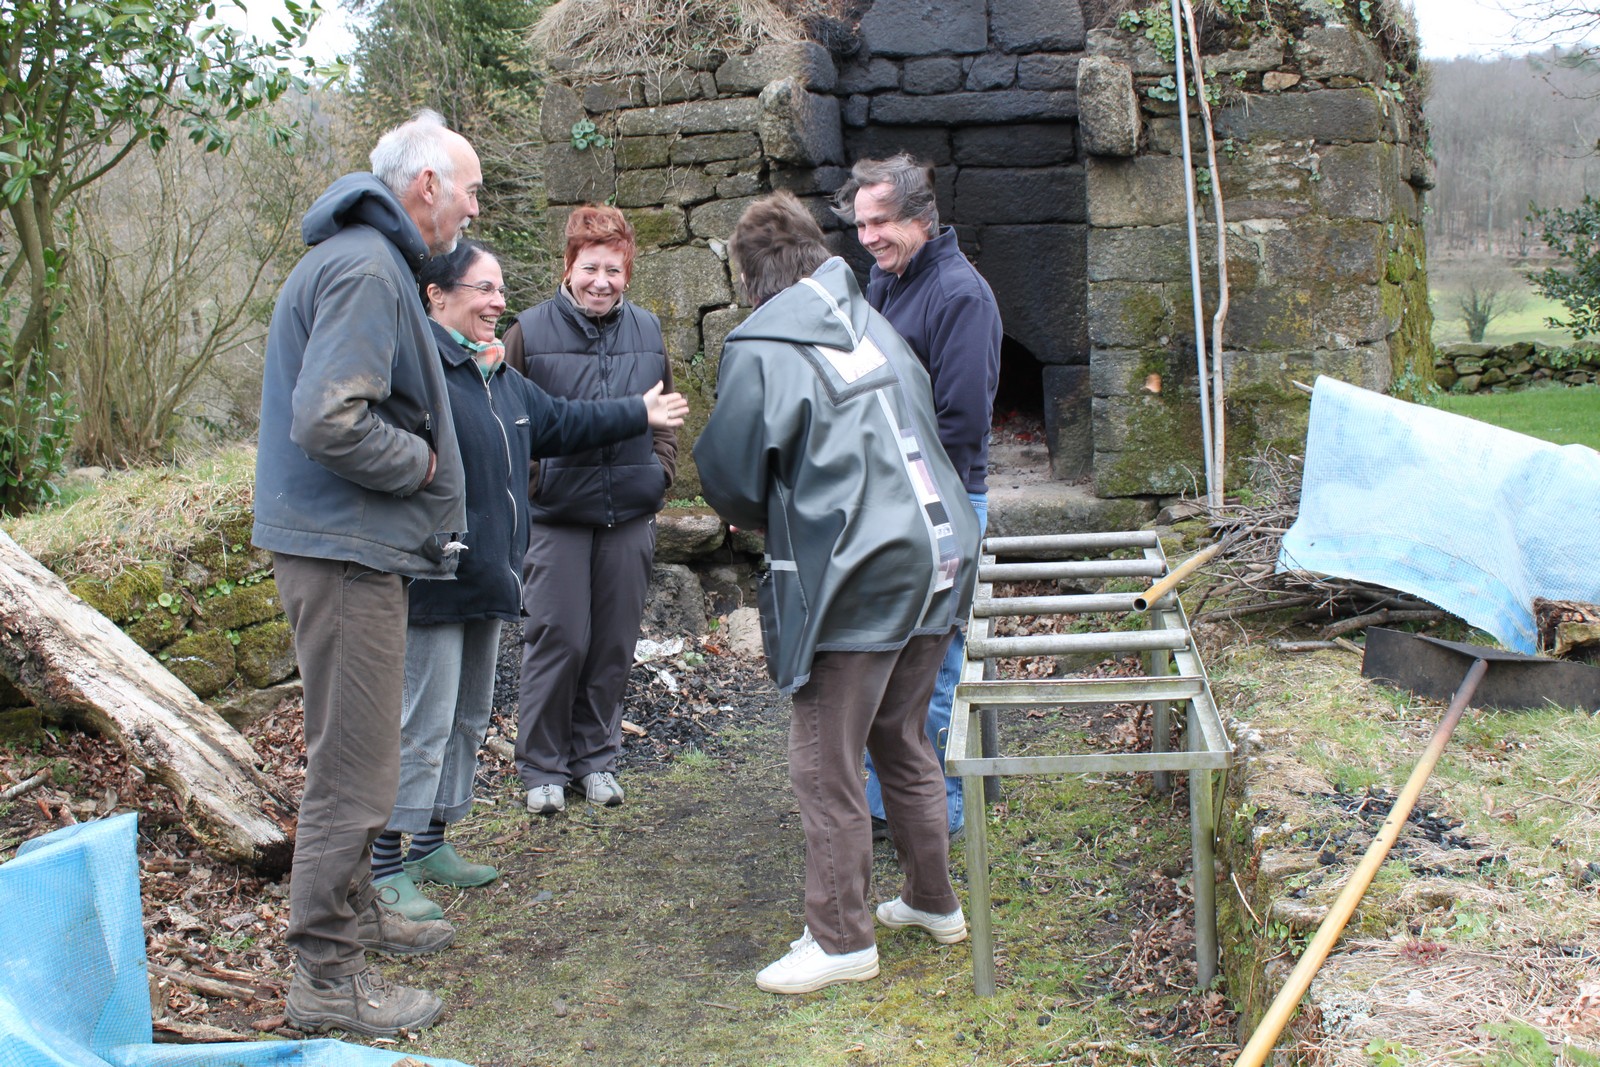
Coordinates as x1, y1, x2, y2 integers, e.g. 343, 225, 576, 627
193, 578, 282, 632
163, 629, 236, 700
71, 564, 164, 622
0, 706, 44, 743
236, 620, 297, 689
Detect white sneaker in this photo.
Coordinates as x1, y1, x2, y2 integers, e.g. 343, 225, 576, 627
526, 784, 565, 814
756, 928, 879, 994
875, 897, 968, 944
579, 771, 624, 806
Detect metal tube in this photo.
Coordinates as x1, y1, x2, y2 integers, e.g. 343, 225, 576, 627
967, 628, 1191, 659
1133, 539, 1227, 611
973, 592, 1172, 616
980, 559, 1165, 582
985, 531, 1161, 554
1231, 657, 1489, 1067
1171, 0, 1218, 507
1191, 706, 1219, 985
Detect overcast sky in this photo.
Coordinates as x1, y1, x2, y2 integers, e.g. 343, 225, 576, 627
254, 0, 1599, 70
1407, 0, 1596, 58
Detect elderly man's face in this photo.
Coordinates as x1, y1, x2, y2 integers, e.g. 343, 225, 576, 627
853, 182, 929, 277
427, 135, 483, 256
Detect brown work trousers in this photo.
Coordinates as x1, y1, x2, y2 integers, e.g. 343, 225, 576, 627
274, 553, 406, 978
789, 632, 961, 955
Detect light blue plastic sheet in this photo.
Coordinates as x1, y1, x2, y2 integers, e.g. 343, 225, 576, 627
0, 814, 467, 1067
1279, 375, 1600, 653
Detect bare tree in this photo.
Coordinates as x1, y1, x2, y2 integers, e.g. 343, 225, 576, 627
1454, 267, 1526, 342
56, 98, 352, 466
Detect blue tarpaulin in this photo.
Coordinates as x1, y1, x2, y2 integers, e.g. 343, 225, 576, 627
1279, 376, 1600, 653
0, 813, 467, 1067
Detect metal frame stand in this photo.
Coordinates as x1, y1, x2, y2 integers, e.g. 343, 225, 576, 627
947, 531, 1233, 995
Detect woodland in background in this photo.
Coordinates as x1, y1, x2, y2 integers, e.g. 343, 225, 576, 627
1425, 49, 1600, 256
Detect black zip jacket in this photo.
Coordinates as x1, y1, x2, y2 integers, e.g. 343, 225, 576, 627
408, 320, 647, 624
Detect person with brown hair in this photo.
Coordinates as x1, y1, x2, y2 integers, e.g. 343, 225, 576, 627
503, 205, 677, 814
833, 153, 1003, 842
695, 192, 981, 994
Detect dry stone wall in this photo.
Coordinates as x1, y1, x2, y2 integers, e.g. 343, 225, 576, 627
1434, 341, 1600, 393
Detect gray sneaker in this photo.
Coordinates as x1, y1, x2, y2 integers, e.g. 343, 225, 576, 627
356, 898, 454, 956
579, 771, 624, 806
527, 783, 566, 814
286, 962, 443, 1037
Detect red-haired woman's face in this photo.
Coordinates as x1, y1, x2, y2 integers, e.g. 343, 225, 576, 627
566, 242, 629, 316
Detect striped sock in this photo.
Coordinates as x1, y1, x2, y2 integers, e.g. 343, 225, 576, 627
371, 830, 404, 880
405, 819, 447, 863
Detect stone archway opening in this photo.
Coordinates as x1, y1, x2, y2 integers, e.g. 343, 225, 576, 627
988, 334, 1056, 485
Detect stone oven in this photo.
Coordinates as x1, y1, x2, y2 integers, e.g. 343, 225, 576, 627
535, 0, 1430, 508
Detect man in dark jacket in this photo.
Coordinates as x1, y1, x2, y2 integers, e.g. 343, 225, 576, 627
834, 154, 1004, 840
696, 192, 980, 995
252, 109, 480, 1037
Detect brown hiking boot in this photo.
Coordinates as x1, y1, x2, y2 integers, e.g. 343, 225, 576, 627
357, 896, 455, 956
285, 963, 444, 1037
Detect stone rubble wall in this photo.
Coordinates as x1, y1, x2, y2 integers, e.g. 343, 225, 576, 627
1080, 11, 1433, 497
1432, 341, 1600, 393
539, 0, 1095, 491
538, 43, 848, 503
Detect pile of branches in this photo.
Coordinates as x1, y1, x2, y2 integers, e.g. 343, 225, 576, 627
1187, 450, 1451, 648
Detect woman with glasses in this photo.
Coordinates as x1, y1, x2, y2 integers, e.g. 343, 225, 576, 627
502, 205, 677, 815
372, 239, 687, 921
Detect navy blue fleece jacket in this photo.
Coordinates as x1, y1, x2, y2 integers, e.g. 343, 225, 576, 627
865, 226, 1003, 494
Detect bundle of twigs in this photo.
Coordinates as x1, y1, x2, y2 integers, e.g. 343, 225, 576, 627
1185, 450, 1451, 646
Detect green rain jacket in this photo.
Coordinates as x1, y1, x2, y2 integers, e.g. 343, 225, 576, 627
694, 257, 981, 694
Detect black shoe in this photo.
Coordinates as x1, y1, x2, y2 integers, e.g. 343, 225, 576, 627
870, 817, 891, 842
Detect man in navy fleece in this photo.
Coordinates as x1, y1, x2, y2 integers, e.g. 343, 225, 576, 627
833, 154, 1003, 840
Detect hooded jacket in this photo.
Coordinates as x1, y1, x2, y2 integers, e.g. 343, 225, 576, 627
408, 320, 648, 624
694, 257, 981, 694
503, 292, 676, 527
252, 173, 468, 579
866, 226, 1003, 495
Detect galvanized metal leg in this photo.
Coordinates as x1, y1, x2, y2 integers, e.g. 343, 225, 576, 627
1189, 704, 1218, 986
963, 759, 995, 995
1151, 644, 1173, 794
980, 657, 1002, 805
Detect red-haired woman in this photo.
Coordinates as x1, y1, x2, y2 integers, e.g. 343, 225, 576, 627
503, 205, 677, 814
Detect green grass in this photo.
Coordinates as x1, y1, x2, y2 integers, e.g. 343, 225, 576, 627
1428, 384, 1600, 450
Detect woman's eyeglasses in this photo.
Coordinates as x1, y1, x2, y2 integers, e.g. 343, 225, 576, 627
454, 282, 509, 298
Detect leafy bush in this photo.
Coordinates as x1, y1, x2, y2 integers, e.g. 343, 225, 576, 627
1527, 195, 1600, 340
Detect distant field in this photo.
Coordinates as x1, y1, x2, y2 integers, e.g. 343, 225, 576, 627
1430, 384, 1600, 451
1429, 273, 1573, 346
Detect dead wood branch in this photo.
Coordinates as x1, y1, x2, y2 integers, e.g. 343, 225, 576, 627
0, 529, 293, 873
0, 767, 50, 801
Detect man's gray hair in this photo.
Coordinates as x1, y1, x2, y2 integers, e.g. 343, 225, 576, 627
370, 109, 457, 197
830, 154, 939, 235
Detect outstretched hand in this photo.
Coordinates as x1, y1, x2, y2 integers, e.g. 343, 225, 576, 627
643, 380, 689, 429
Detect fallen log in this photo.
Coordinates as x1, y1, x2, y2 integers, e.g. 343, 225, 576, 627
0, 529, 293, 873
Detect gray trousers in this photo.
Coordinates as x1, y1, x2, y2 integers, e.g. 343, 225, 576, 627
516, 515, 655, 789
273, 553, 405, 978
391, 618, 502, 834
789, 632, 961, 956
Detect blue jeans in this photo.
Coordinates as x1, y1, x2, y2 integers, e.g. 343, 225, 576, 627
866, 493, 987, 833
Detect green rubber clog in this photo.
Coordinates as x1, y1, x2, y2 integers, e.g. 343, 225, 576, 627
372, 870, 445, 922
404, 842, 498, 888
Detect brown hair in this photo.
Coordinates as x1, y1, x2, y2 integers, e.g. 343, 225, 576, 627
563, 204, 637, 282
830, 153, 939, 236
730, 192, 830, 308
